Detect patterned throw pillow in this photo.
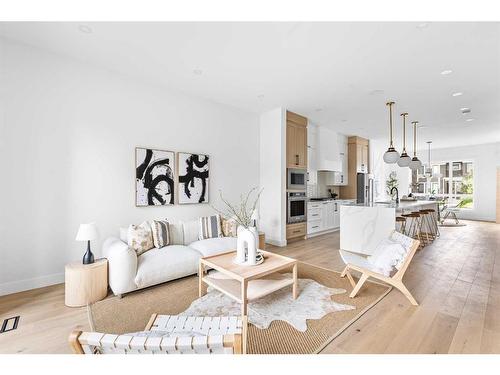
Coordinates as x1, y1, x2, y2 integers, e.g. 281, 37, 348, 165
150, 220, 170, 248
199, 214, 222, 240
128, 221, 154, 256
221, 217, 238, 237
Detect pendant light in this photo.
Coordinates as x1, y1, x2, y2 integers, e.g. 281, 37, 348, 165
383, 101, 400, 164
409, 121, 422, 170
397, 112, 411, 167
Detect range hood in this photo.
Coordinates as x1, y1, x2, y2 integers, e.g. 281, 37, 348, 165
317, 159, 342, 172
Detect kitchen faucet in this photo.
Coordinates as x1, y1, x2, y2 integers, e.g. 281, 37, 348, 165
390, 186, 399, 204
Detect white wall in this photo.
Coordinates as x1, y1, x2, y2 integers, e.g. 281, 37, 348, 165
259, 108, 287, 246
0, 38, 260, 295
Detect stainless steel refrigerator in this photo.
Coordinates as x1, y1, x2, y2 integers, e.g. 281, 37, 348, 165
356, 173, 374, 204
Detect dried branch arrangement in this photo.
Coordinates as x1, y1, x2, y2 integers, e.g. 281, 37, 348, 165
211, 187, 263, 228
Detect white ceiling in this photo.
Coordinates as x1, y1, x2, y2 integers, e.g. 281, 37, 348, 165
1, 22, 499, 149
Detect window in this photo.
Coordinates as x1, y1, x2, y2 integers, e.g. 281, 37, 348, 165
416, 160, 474, 209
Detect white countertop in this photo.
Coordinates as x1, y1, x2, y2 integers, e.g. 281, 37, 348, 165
350, 200, 439, 211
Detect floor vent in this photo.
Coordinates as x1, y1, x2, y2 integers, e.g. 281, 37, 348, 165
0, 316, 20, 333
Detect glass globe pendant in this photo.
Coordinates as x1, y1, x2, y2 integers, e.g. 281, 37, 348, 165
397, 112, 411, 167
409, 121, 422, 170
383, 101, 400, 164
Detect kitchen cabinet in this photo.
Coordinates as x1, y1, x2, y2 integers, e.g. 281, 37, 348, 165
356, 143, 369, 173
340, 136, 369, 199
307, 200, 338, 235
307, 125, 317, 184
286, 222, 306, 240
338, 137, 348, 186
286, 111, 307, 169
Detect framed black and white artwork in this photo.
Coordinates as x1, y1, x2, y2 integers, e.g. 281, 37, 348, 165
177, 152, 209, 204
135, 147, 175, 206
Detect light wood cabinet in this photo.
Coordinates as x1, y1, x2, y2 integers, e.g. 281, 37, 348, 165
340, 136, 369, 199
286, 222, 306, 240
286, 111, 307, 169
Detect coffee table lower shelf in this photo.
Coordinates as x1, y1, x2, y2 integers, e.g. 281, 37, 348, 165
203, 272, 294, 303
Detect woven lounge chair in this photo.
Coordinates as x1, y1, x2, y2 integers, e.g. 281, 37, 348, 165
339, 231, 420, 306
69, 314, 247, 354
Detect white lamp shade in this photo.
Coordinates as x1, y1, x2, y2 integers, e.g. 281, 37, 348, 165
383, 149, 400, 164
409, 158, 422, 170
397, 153, 411, 167
75, 222, 99, 241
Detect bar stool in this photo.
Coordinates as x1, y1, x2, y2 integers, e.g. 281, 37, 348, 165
412, 211, 432, 246
426, 208, 440, 238
396, 216, 407, 234
402, 212, 424, 248
419, 209, 435, 244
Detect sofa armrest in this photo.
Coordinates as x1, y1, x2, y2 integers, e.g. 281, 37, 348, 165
102, 237, 138, 295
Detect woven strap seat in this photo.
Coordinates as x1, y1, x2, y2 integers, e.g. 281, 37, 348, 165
69, 315, 247, 354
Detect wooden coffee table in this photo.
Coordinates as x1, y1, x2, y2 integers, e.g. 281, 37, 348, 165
198, 250, 298, 319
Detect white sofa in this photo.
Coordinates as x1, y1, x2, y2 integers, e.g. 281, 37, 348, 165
103, 220, 237, 296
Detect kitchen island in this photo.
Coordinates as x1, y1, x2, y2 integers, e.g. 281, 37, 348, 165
339, 200, 439, 255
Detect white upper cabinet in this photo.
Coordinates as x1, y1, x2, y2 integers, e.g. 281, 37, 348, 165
307, 123, 318, 184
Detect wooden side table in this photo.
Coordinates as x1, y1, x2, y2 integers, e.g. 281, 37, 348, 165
258, 231, 265, 250
65, 259, 108, 307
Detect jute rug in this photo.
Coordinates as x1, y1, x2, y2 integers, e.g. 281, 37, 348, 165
89, 262, 391, 354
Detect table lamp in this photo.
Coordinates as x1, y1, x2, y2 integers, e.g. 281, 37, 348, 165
75, 222, 98, 264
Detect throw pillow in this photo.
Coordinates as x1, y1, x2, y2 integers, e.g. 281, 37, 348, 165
128, 221, 154, 256
150, 220, 170, 248
199, 214, 222, 240
367, 238, 407, 276
221, 217, 238, 237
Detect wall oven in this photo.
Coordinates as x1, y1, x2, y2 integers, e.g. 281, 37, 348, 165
287, 168, 307, 190
287, 192, 307, 223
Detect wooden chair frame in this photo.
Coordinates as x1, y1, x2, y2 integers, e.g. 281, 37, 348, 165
340, 239, 420, 306
69, 314, 247, 354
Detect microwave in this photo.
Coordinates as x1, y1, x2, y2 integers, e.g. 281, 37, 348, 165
287, 168, 307, 190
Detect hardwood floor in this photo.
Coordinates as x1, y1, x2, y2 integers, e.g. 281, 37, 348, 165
0, 220, 499, 354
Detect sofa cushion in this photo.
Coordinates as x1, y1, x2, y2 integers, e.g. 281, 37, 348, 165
150, 220, 170, 248
221, 217, 238, 237
189, 237, 237, 257
134, 245, 201, 289
128, 222, 154, 256
168, 222, 184, 245
182, 219, 200, 245
199, 214, 222, 240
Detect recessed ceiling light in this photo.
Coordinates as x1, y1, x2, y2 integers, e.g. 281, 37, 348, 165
452, 92, 463, 97
416, 22, 429, 29
441, 70, 453, 75
192, 69, 203, 75
461, 107, 471, 114
465, 118, 475, 122
78, 24, 92, 34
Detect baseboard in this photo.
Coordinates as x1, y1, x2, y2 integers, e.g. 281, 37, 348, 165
306, 227, 339, 239
0, 272, 64, 297
266, 239, 287, 247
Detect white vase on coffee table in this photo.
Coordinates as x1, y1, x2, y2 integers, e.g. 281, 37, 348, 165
236, 226, 258, 265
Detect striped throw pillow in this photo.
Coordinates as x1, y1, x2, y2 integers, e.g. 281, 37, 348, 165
150, 220, 170, 248
199, 215, 222, 240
